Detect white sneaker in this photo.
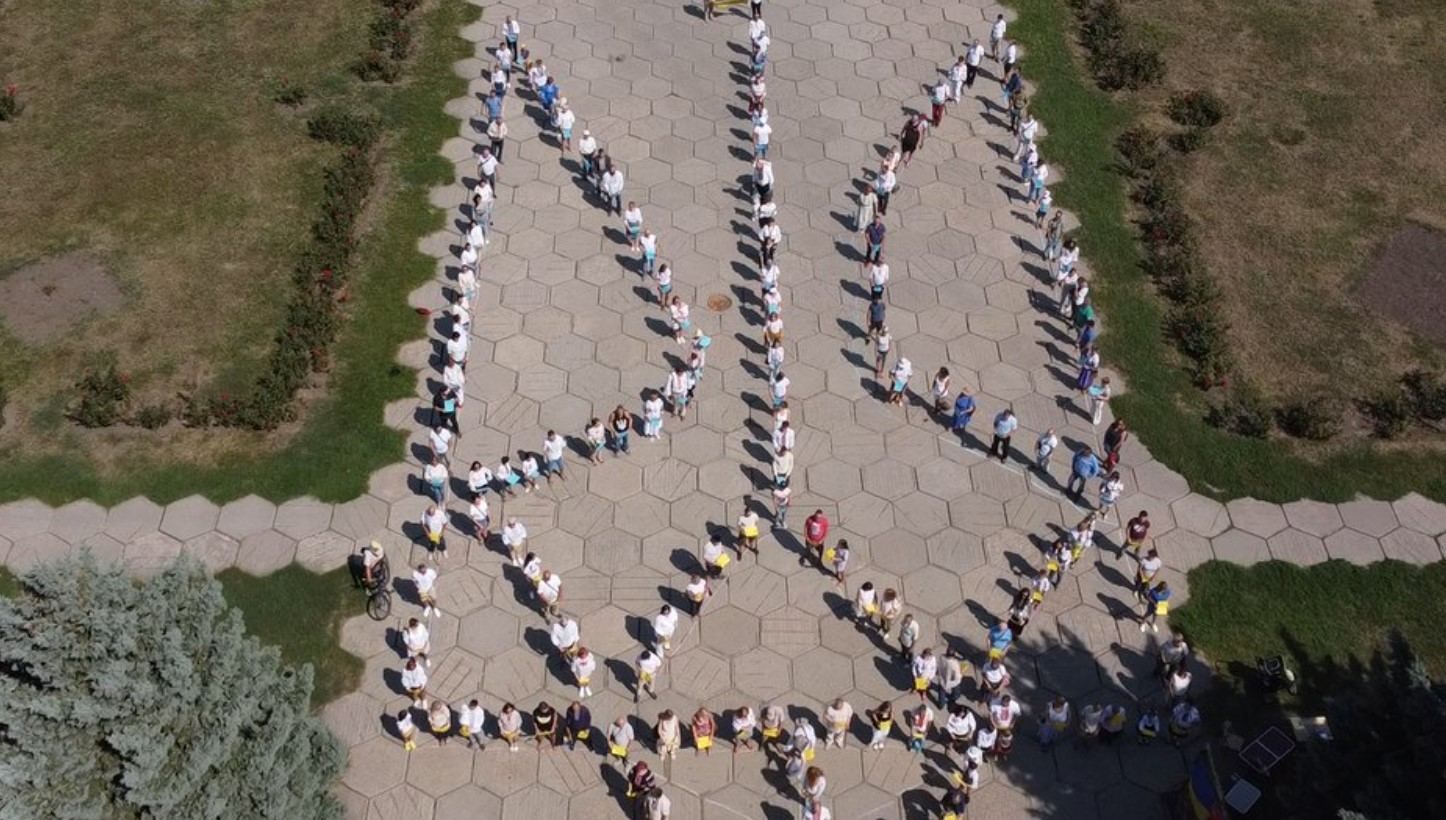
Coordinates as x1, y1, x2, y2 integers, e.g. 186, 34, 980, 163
1139, 623, 1148, 632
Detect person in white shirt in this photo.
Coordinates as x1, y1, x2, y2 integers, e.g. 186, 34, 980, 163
753, 120, 772, 159
442, 359, 465, 408
541, 430, 567, 481
1003, 40, 1019, 75
770, 370, 790, 407
501, 517, 527, 565
471, 178, 494, 233
912, 648, 939, 702
639, 228, 658, 276
965, 39, 984, 88
668, 297, 691, 344
989, 694, 1022, 731
737, 506, 762, 557
459, 699, 487, 749
606, 716, 634, 765
1035, 428, 1060, 471
702, 535, 729, 577
945, 703, 977, 752
685, 573, 712, 615
554, 102, 576, 152
466, 461, 492, 496
642, 788, 671, 820
601, 164, 625, 215
571, 646, 596, 697
665, 365, 694, 419
476, 147, 498, 189
401, 658, 428, 707
422, 458, 448, 506
748, 15, 767, 45
867, 259, 890, 297
772, 421, 796, 453
413, 562, 440, 618
577, 129, 598, 180
948, 56, 967, 102
766, 339, 785, 380
446, 330, 469, 369
875, 168, 896, 215
989, 14, 1007, 60
636, 649, 662, 701
466, 491, 490, 544
501, 16, 521, 62
642, 391, 665, 439
652, 604, 678, 654
584, 417, 607, 465
823, 698, 854, 748
1016, 114, 1039, 159
403, 616, 431, 666
888, 356, 914, 406
396, 708, 419, 752
421, 504, 448, 560
537, 570, 562, 617
551, 614, 580, 659
458, 241, 477, 271
753, 157, 774, 202
854, 581, 879, 623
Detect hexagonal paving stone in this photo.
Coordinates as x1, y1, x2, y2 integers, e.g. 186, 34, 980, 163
1394, 492, 1446, 536
341, 736, 407, 798
435, 786, 502, 820
183, 531, 239, 573
1380, 527, 1443, 564
160, 495, 220, 541
1324, 528, 1385, 565
1338, 497, 1399, 537
701, 605, 761, 657
295, 530, 354, 573
236, 529, 298, 576
1266, 528, 1328, 565
49, 500, 107, 545
1224, 498, 1287, 538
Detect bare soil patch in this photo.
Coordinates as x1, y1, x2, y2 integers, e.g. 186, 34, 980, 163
0, 253, 125, 345
1356, 221, 1446, 346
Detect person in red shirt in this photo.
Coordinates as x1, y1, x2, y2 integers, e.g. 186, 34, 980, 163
803, 509, 830, 567
1124, 511, 1150, 556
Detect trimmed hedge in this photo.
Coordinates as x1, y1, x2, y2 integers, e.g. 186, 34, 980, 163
1070, 0, 1165, 91
355, 0, 423, 83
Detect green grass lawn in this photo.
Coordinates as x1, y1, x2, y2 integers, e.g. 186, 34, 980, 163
1173, 560, 1446, 711
0, 0, 472, 505
217, 564, 366, 708
0, 566, 18, 599
1010, 0, 1446, 503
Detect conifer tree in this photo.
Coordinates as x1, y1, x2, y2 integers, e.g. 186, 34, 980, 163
0, 553, 344, 818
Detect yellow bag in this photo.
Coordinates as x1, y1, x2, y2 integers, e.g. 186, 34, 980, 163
427, 531, 442, 545
1030, 590, 1044, 604
802, 746, 815, 762
1155, 601, 1169, 616
944, 814, 958, 820
576, 676, 591, 687
914, 676, 930, 692
988, 647, 1004, 661
714, 553, 731, 569
575, 729, 590, 740
761, 727, 781, 740
695, 735, 713, 750
864, 602, 879, 616
741, 526, 760, 539
822, 548, 836, 563
609, 743, 628, 758
877, 719, 893, 733
459, 726, 471, 738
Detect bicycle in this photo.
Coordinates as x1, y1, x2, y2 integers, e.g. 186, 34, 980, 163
359, 554, 393, 621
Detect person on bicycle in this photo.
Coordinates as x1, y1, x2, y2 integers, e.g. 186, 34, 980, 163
362, 540, 386, 587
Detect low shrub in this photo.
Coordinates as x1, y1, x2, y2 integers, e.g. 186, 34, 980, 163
1277, 397, 1343, 441
0, 382, 8, 429
1168, 126, 1209, 154
1206, 382, 1274, 439
1363, 388, 1413, 439
306, 107, 380, 149
73, 360, 130, 428
0, 84, 22, 121
1074, 0, 1164, 92
1401, 369, 1446, 422
1167, 90, 1227, 128
1116, 126, 1164, 176
270, 78, 308, 107
133, 403, 174, 430
353, 0, 421, 83
1166, 307, 1232, 387
1096, 46, 1165, 91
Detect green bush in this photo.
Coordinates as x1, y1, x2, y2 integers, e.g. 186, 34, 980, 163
132, 403, 173, 430
1206, 382, 1274, 438
0, 83, 23, 121
270, 78, 308, 107
1167, 90, 1227, 128
1168, 126, 1209, 154
1277, 396, 1343, 441
1074, 0, 1164, 91
306, 107, 380, 149
72, 360, 130, 428
1116, 125, 1164, 176
1165, 307, 1232, 387
1364, 388, 1414, 439
1097, 46, 1165, 91
0, 382, 7, 429
1402, 369, 1446, 422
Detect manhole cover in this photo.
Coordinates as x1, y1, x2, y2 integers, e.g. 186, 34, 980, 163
707, 293, 733, 312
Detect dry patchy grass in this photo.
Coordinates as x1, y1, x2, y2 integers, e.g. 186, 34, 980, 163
0, 0, 367, 468
1124, 0, 1446, 405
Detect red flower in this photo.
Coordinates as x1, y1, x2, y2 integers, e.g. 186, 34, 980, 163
4, 85, 16, 97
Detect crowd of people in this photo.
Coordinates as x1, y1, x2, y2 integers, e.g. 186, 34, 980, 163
368, 4, 1203, 818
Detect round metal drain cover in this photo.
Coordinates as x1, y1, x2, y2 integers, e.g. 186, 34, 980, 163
706, 293, 733, 312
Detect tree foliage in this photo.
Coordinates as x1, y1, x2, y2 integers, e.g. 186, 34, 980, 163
0, 554, 344, 819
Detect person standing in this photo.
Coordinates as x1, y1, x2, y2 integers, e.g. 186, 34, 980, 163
401, 657, 428, 707
1037, 696, 1072, 748
1135, 548, 1164, 603
643, 390, 665, 439
459, 700, 486, 750
862, 213, 886, 264
912, 647, 939, 702
1102, 418, 1129, 471
537, 569, 563, 618
948, 55, 967, 102
879, 588, 902, 636
652, 604, 678, 655
1140, 581, 1172, 633
692, 708, 717, 756
533, 702, 559, 748
887, 356, 913, 406
476, 146, 499, 190
875, 166, 897, 215
1089, 376, 1113, 425
930, 77, 950, 128
866, 701, 895, 750
803, 509, 830, 567
551, 613, 580, 659
951, 388, 976, 436
966, 39, 985, 87
636, 649, 662, 701
486, 116, 508, 162
601, 162, 625, 215
989, 409, 1017, 463
428, 700, 453, 745
578, 129, 597, 180
753, 157, 774, 203
422, 457, 448, 505
1099, 470, 1125, 514
542, 430, 567, 482
1068, 446, 1101, 496
1002, 39, 1019, 79
607, 716, 634, 767
421, 503, 448, 560
823, 698, 854, 748
753, 117, 772, 159
413, 562, 441, 618
1124, 510, 1151, 556
898, 114, 926, 167
501, 15, 520, 61
501, 516, 527, 565
555, 101, 575, 152
989, 14, 1007, 61
1035, 427, 1059, 472
855, 185, 878, 233
772, 475, 792, 528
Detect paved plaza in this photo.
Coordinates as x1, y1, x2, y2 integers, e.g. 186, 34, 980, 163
3, 0, 1446, 817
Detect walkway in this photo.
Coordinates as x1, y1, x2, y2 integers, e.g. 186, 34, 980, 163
2, 0, 1445, 817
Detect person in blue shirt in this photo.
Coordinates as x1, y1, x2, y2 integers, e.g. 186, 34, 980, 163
1140, 581, 1171, 633
1077, 320, 1099, 352
1068, 446, 1101, 496
988, 409, 1017, 463
952, 390, 976, 434
987, 620, 1013, 657
484, 90, 503, 123
539, 77, 560, 114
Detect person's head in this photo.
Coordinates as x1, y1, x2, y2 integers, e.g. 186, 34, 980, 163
1137, 510, 1150, 520
1154, 581, 1169, 593
589, 417, 600, 428
569, 700, 582, 712
1081, 446, 1094, 457
416, 562, 429, 575
517, 449, 529, 460
397, 709, 410, 722
537, 701, 553, 714
523, 551, 537, 565
481, 146, 492, 157
861, 580, 874, 593
502, 702, 515, 714
938, 367, 950, 379
541, 569, 553, 582
405, 657, 417, 670
901, 613, 914, 625
674, 364, 686, 375
883, 587, 897, 602
659, 604, 672, 617
507, 516, 518, 526
582, 128, 591, 139
546, 429, 557, 440
921, 648, 933, 660
1000, 694, 1013, 707
500, 455, 511, 466
576, 646, 589, 660
773, 370, 785, 382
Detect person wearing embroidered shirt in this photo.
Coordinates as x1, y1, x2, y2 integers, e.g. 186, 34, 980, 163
413, 562, 440, 618
422, 457, 448, 505
668, 296, 691, 344
1034, 427, 1060, 472
945, 703, 977, 752
930, 78, 950, 127
441, 358, 465, 408
770, 370, 790, 407
1029, 160, 1050, 203
459, 700, 486, 750
551, 613, 580, 659
980, 656, 1009, 701
424, 705, 450, 747
476, 146, 498, 189
537, 569, 562, 618
620, 202, 644, 251
464, 217, 485, 254
1167, 666, 1193, 702
642, 391, 665, 439
753, 120, 772, 159
578, 129, 597, 180
818, 698, 853, 749
520, 552, 543, 589
458, 240, 477, 272
989, 695, 1021, 733
875, 167, 896, 215
737, 506, 762, 558
887, 356, 913, 406
397, 708, 419, 752
565, 701, 592, 750
771, 447, 794, 488
651, 604, 678, 655
638, 228, 658, 276
490, 63, 507, 98
907, 702, 934, 751
501, 15, 520, 57
866, 257, 890, 298
497, 703, 523, 751
402, 657, 428, 707
554, 102, 575, 151
989, 14, 1007, 59
1099, 470, 1125, 512
421, 504, 447, 559
518, 452, 541, 492
692, 709, 718, 756
500, 516, 527, 565
665, 365, 693, 419
633, 649, 662, 702
541, 430, 566, 481
939, 649, 968, 704
446, 330, 469, 370
965, 39, 984, 87
912, 647, 938, 701
403, 615, 431, 665
988, 409, 1017, 463
571, 645, 596, 698
601, 163, 625, 215
753, 157, 774, 201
